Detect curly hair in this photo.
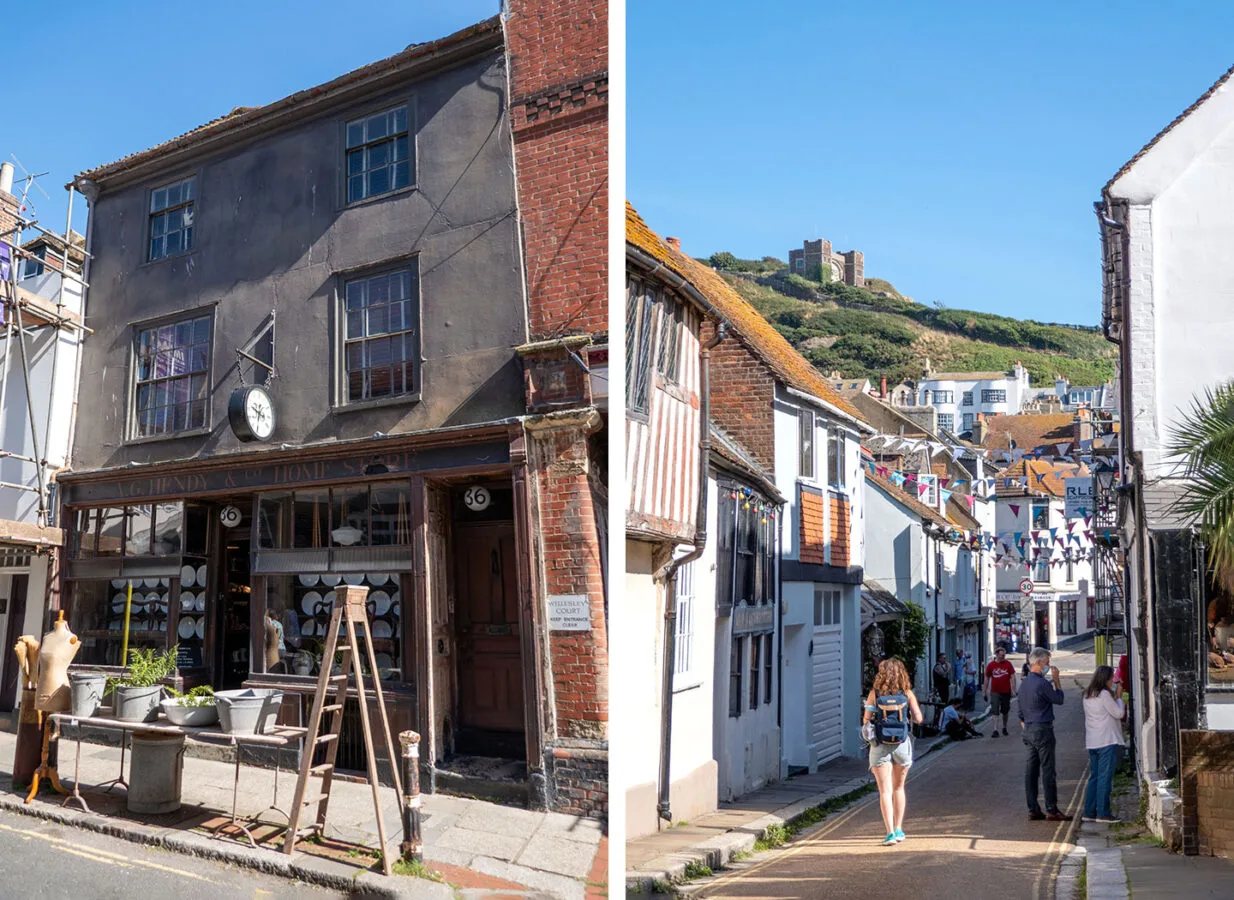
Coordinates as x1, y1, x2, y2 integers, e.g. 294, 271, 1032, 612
872, 658, 912, 695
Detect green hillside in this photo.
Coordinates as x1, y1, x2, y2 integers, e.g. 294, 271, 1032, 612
714, 264, 1115, 387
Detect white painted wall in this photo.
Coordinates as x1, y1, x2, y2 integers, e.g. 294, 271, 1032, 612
1, 271, 82, 524
625, 540, 666, 839
918, 366, 1031, 430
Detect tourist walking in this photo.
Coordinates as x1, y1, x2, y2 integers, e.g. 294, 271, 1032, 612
1018, 647, 1072, 821
1082, 665, 1126, 823
863, 658, 924, 845
984, 645, 1018, 737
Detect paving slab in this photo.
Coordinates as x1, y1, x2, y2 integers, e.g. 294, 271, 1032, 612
516, 831, 596, 878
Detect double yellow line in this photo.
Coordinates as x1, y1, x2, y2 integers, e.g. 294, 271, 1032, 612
0, 821, 216, 882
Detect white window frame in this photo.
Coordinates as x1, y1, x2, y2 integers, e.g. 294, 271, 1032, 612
937, 413, 954, 433
799, 408, 815, 480
673, 561, 701, 691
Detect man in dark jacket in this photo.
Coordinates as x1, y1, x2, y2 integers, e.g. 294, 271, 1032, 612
1018, 647, 1071, 821
932, 656, 951, 702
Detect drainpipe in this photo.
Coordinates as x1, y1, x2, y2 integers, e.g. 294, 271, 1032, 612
655, 321, 727, 823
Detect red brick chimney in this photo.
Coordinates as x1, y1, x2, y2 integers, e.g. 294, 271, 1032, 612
665, 237, 681, 251
972, 412, 989, 445
880, 375, 888, 398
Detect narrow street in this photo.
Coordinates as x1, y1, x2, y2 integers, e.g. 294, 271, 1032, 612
0, 816, 338, 898
693, 651, 1092, 900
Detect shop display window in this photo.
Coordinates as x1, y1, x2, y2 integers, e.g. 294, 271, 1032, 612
259, 483, 413, 550
69, 578, 169, 666
72, 502, 189, 558
266, 572, 402, 681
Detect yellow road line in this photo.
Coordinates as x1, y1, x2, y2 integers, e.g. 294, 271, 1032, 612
0, 821, 216, 883
1032, 762, 1090, 900
55, 845, 136, 868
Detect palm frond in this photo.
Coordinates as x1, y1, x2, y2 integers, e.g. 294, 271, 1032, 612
1169, 381, 1234, 473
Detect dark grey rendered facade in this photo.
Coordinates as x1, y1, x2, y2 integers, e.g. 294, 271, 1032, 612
56, 21, 575, 810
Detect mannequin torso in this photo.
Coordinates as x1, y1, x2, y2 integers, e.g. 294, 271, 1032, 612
35, 618, 80, 712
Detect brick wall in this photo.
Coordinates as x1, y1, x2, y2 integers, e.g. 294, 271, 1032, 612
546, 740, 608, 818
830, 496, 851, 567
1180, 729, 1234, 856
505, 0, 608, 341
800, 486, 825, 565
704, 321, 777, 473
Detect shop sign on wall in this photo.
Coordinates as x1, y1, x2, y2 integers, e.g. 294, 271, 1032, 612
548, 594, 591, 631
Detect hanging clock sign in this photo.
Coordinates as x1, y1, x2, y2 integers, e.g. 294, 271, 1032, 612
219, 506, 243, 529
463, 486, 491, 512
228, 384, 276, 442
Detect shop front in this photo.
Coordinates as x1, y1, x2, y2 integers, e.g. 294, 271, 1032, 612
57, 427, 545, 792
994, 592, 1034, 653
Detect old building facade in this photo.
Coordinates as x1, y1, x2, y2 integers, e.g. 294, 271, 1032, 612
58, 16, 605, 816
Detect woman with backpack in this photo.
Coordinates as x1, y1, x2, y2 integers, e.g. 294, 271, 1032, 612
863, 658, 924, 846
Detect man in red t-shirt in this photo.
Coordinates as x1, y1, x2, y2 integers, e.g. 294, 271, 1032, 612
984, 645, 1018, 737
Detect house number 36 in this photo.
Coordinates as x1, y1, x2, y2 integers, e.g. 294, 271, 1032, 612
464, 486, 491, 512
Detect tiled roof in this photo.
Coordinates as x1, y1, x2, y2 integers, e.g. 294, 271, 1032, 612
980, 413, 1075, 455
625, 202, 690, 282
995, 459, 1088, 499
868, 470, 950, 528
666, 252, 865, 423
1105, 62, 1234, 193
862, 581, 909, 625
74, 17, 502, 184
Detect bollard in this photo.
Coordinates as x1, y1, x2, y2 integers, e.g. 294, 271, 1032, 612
399, 730, 423, 863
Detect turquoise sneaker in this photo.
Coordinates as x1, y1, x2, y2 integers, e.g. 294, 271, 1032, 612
881, 832, 898, 846
894, 829, 906, 842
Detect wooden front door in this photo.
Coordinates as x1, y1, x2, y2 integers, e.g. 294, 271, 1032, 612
453, 523, 525, 743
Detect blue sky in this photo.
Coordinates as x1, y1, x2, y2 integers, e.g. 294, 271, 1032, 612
628, 1, 1234, 326
11, 1, 499, 237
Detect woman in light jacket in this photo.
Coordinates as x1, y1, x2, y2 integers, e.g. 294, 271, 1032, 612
1082, 665, 1125, 823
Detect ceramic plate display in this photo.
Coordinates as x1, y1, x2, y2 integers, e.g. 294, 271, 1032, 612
180, 565, 197, 587
371, 620, 392, 639
323, 591, 336, 609
111, 578, 127, 589
371, 591, 391, 616
391, 603, 400, 618
298, 574, 319, 587
159, 577, 170, 588
301, 592, 322, 615
110, 620, 121, 631
196, 565, 208, 587
374, 653, 393, 679
180, 592, 194, 611
368, 573, 389, 586
140, 577, 156, 589
321, 573, 341, 587
300, 620, 316, 637
195, 619, 206, 640
343, 573, 365, 586
195, 593, 207, 612
178, 617, 196, 639
113, 594, 127, 612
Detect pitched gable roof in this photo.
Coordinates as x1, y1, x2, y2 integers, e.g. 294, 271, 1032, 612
1105, 62, 1234, 193
980, 413, 1075, 456
666, 252, 865, 423
995, 459, 1088, 499
625, 202, 690, 281
868, 470, 950, 528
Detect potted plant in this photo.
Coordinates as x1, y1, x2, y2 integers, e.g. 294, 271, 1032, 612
108, 645, 179, 723
160, 685, 218, 727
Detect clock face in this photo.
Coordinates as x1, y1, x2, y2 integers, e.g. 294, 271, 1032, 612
229, 385, 276, 442
245, 387, 275, 439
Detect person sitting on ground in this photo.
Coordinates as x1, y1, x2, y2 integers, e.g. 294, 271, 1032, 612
938, 698, 983, 740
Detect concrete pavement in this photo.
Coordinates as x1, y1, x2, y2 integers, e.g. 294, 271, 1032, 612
0, 728, 604, 899
658, 649, 1094, 899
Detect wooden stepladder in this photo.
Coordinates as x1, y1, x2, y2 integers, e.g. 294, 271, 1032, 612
284, 586, 404, 875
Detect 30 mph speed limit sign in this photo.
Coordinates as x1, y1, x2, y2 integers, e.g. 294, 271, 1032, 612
1019, 577, 1034, 596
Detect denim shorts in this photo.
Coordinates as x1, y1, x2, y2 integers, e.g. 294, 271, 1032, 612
869, 736, 914, 769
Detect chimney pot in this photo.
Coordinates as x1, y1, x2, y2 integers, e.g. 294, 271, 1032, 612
880, 375, 888, 398
665, 237, 681, 251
